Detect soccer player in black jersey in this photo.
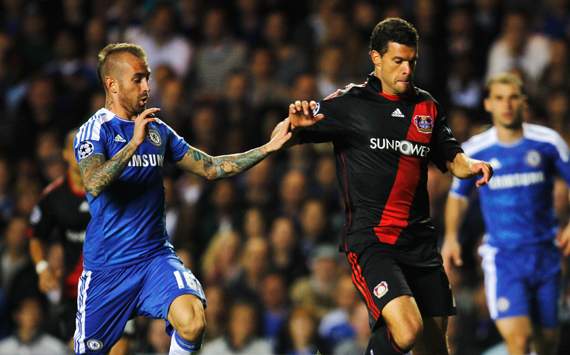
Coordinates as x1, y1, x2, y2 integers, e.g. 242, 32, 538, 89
28, 130, 130, 355
288, 18, 493, 354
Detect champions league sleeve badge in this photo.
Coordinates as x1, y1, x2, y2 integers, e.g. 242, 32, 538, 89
147, 128, 162, 147
77, 141, 95, 160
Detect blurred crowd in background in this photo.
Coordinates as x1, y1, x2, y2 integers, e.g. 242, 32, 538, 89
1, 0, 570, 354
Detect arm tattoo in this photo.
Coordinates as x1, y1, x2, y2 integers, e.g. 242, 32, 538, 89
182, 145, 268, 180
78, 141, 138, 196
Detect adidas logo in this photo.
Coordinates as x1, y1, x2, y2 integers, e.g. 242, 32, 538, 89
114, 134, 126, 143
391, 108, 405, 118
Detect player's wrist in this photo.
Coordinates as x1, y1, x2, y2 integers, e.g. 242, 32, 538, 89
129, 138, 141, 147
35, 260, 49, 274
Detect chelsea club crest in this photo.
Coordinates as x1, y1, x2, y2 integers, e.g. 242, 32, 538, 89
147, 128, 162, 147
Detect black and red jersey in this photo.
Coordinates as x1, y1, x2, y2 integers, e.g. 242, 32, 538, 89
28, 173, 89, 298
298, 74, 463, 266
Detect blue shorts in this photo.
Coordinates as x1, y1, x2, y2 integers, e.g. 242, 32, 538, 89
478, 243, 560, 328
73, 252, 206, 354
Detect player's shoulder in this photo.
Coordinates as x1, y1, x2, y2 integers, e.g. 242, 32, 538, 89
523, 123, 565, 144
322, 81, 367, 102
414, 87, 438, 104
462, 126, 498, 156
76, 108, 115, 143
153, 117, 182, 138
523, 123, 569, 159
40, 176, 65, 199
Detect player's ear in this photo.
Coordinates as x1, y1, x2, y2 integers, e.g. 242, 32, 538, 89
370, 50, 382, 66
483, 97, 492, 113
105, 76, 118, 94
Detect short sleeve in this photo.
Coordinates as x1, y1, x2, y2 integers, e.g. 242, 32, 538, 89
551, 133, 570, 184
74, 121, 109, 162
162, 121, 189, 162
429, 109, 463, 172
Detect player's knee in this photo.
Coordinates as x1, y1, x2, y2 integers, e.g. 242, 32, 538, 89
392, 317, 423, 350
505, 332, 531, 352
178, 315, 206, 341
177, 306, 206, 341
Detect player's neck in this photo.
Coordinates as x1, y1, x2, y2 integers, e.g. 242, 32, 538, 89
496, 125, 523, 143
105, 97, 134, 121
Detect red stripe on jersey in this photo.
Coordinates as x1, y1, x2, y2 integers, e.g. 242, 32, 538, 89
374, 101, 438, 244
347, 252, 381, 319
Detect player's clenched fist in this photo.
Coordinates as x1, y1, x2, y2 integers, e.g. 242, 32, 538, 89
132, 107, 160, 146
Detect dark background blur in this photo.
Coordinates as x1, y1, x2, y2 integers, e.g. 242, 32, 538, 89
1, 0, 570, 354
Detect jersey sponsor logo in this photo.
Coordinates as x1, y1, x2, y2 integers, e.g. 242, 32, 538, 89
488, 171, 545, 190
413, 115, 433, 134
114, 134, 126, 143
525, 150, 541, 167
127, 154, 164, 167
373, 281, 389, 299
77, 141, 95, 160
147, 128, 162, 147
391, 108, 405, 118
86, 339, 103, 351
370, 138, 431, 157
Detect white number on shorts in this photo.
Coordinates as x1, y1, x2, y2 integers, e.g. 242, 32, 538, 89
173, 271, 197, 290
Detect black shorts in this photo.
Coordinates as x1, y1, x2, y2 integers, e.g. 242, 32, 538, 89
346, 244, 456, 328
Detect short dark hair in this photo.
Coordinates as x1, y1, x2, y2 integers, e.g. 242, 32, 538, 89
369, 18, 419, 54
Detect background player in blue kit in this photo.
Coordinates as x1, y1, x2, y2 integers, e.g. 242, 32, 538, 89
72, 43, 296, 354
443, 73, 570, 355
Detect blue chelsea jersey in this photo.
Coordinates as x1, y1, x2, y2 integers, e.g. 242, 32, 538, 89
450, 123, 570, 249
74, 108, 189, 270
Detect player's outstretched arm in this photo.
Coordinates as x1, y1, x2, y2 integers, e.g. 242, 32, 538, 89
557, 222, 570, 257
79, 108, 158, 197
447, 153, 493, 187
177, 118, 292, 180
442, 195, 469, 271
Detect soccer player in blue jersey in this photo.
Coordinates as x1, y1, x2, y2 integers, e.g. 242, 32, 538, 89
72, 43, 296, 355
443, 72, 570, 355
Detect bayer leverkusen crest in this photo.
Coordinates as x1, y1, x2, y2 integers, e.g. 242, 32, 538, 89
414, 115, 433, 134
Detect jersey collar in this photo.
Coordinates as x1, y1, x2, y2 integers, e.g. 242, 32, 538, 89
366, 72, 418, 101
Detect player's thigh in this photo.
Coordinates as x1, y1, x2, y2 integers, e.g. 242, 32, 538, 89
137, 253, 206, 333
74, 268, 142, 354
479, 244, 530, 321
345, 250, 413, 329
413, 316, 449, 355
535, 270, 561, 328
402, 263, 456, 319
